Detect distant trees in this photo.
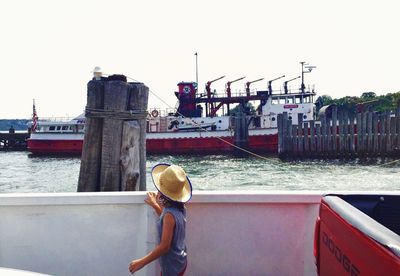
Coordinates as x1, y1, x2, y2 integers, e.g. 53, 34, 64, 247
316, 91, 400, 114
0, 119, 30, 131
229, 103, 256, 115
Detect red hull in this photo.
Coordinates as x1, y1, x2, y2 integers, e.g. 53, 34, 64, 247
27, 139, 84, 154
27, 134, 278, 155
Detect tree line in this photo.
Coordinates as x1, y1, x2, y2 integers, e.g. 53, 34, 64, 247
0, 119, 30, 131
316, 91, 400, 115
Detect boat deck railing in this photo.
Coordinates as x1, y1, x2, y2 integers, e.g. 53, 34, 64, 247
0, 191, 322, 276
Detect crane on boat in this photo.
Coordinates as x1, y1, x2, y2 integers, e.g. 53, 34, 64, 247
268, 75, 285, 95
245, 78, 264, 97
206, 76, 225, 99
225, 77, 246, 115
205, 75, 225, 116
283, 76, 301, 94
226, 77, 246, 98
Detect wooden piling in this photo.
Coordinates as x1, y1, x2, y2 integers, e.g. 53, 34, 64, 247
292, 124, 298, 157
367, 111, 373, 154
379, 114, 386, 155
338, 111, 343, 156
342, 112, 349, 156
372, 113, 379, 155
303, 122, 309, 153
320, 115, 326, 156
316, 123, 321, 155
128, 83, 149, 191
385, 113, 391, 154
234, 106, 249, 155
277, 114, 283, 156
349, 113, 355, 156
310, 120, 315, 154
331, 106, 337, 154
78, 77, 149, 192
78, 80, 104, 192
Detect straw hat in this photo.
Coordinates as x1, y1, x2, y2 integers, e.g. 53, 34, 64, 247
151, 164, 192, 203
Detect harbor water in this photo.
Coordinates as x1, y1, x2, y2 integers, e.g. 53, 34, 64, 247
0, 151, 399, 193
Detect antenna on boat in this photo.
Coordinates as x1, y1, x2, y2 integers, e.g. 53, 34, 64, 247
300, 62, 316, 93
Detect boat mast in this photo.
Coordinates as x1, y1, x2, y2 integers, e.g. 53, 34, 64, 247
300, 61, 316, 93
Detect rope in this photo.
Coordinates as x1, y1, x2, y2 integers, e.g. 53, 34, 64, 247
125, 75, 270, 160
376, 158, 400, 167
85, 107, 148, 120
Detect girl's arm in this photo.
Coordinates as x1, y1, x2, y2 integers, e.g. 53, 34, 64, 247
129, 212, 175, 273
144, 192, 163, 216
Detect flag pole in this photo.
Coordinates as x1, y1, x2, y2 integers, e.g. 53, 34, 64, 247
195, 52, 198, 88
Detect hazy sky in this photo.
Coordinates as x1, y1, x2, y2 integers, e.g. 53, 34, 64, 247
1, 0, 399, 119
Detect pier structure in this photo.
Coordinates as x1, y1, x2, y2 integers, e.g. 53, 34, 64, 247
278, 105, 400, 158
0, 130, 29, 151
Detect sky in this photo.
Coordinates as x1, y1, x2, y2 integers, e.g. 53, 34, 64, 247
1, 0, 399, 119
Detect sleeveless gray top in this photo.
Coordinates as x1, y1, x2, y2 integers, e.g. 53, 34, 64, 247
157, 206, 187, 276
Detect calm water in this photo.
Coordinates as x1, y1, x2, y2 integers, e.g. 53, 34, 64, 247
0, 151, 399, 193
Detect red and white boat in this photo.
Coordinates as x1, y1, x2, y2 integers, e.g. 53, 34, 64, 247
27, 73, 316, 155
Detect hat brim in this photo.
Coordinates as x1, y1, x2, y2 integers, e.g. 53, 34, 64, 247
151, 163, 192, 203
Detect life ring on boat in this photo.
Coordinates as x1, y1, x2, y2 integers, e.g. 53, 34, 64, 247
151, 109, 159, 118
168, 120, 179, 130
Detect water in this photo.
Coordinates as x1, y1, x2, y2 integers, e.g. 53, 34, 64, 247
0, 151, 399, 193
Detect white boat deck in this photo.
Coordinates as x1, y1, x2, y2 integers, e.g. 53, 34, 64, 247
0, 191, 322, 276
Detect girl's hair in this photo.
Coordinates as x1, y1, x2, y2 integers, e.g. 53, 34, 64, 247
159, 193, 186, 213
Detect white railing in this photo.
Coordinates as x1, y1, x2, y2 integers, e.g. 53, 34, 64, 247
0, 191, 322, 276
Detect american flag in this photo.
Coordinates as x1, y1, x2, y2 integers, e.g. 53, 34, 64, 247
32, 99, 38, 132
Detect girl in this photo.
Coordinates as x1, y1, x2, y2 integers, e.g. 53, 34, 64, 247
129, 164, 192, 275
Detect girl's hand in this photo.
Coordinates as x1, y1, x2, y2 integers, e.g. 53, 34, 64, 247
144, 192, 158, 208
129, 259, 144, 273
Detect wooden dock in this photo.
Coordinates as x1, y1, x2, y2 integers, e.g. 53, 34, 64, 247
278, 106, 400, 158
0, 132, 29, 151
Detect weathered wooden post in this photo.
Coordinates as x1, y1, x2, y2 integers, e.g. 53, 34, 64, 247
396, 105, 400, 151
342, 112, 349, 157
316, 122, 321, 156
128, 83, 149, 191
78, 80, 104, 192
286, 115, 293, 155
331, 106, 337, 155
297, 113, 304, 155
320, 115, 326, 156
372, 113, 379, 156
349, 113, 355, 156
379, 114, 386, 156
233, 104, 249, 156
78, 75, 149, 192
292, 124, 298, 157
303, 122, 309, 154
385, 112, 391, 155
338, 111, 343, 156
367, 111, 373, 155
277, 113, 284, 156
282, 112, 288, 156
310, 120, 315, 155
